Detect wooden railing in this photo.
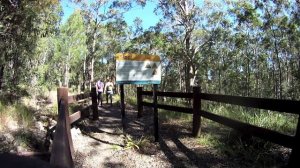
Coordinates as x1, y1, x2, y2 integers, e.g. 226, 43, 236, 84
49, 87, 98, 168
137, 86, 300, 167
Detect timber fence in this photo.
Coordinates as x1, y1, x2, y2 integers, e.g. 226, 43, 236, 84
137, 86, 300, 167
49, 87, 98, 168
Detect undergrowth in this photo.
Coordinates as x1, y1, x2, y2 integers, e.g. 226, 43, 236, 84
123, 134, 150, 151
125, 96, 293, 167
0, 101, 34, 130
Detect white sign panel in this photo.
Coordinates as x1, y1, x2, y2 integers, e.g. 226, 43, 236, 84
115, 53, 161, 84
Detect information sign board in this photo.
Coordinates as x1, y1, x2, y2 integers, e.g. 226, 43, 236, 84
115, 53, 161, 84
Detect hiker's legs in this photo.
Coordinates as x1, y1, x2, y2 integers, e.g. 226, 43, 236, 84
106, 92, 109, 104
109, 93, 112, 105
97, 92, 103, 106
106, 91, 113, 105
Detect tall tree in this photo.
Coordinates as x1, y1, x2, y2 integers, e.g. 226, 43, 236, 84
156, 0, 205, 92
0, 0, 60, 90
59, 10, 87, 88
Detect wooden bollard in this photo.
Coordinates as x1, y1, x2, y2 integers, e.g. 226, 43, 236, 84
137, 86, 143, 118
91, 87, 98, 120
153, 84, 159, 142
288, 116, 300, 168
192, 86, 201, 137
50, 87, 74, 168
120, 84, 126, 129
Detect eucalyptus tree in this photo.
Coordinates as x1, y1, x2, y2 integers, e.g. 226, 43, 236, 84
156, 0, 209, 92
227, 0, 300, 99
30, 3, 62, 90
59, 10, 88, 88
73, 0, 145, 89
0, 0, 61, 91
127, 17, 144, 53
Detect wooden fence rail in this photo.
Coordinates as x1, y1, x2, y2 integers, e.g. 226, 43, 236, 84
137, 86, 300, 167
49, 87, 98, 168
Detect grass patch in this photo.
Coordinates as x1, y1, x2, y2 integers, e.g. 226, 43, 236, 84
0, 99, 35, 130
203, 102, 297, 135
159, 109, 192, 122
198, 132, 221, 147
14, 103, 34, 127
13, 130, 44, 151
0, 93, 34, 130
123, 134, 151, 151
125, 96, 137, 106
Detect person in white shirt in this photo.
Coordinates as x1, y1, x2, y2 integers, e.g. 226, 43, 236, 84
96, 78, 104, 106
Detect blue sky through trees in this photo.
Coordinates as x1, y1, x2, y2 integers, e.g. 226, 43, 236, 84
61, 0, 161, 29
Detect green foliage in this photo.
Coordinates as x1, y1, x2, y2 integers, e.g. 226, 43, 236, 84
203, 102, 297, 135
0, 0, 61, 91
123, 135, 150, 151
125, 96, 136, 106
198, 129, 287, 167
0, 101, 34, 130
14, 103, 34, 127
13, 130, 44, 151
197, 133, 221, 147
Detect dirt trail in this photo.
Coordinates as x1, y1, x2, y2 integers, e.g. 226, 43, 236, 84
70, 102, 232, 168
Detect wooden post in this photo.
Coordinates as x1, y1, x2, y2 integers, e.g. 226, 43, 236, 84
153, 84, 159, 142
192, 86, 201, 137
288, 116, 300, 168
91, 87, 98, 120
137, 86, 143, 118
120, 84, 126, 129
120, 84, 125, 118
50, 87, 74, 168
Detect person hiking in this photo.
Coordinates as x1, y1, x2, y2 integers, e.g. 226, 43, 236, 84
104, 79, 114, 106
96, 78, 104, 106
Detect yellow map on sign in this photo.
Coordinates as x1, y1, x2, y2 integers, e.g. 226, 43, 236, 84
115, 53, 160, 61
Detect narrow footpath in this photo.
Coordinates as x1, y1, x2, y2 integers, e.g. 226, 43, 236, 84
71, 102, 233, 168
72, 103, 171, 168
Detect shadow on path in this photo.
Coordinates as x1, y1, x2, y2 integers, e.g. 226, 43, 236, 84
0, 153, 50, 168
76, 102, 225, 167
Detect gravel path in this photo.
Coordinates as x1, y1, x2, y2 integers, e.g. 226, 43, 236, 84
72, 104, 171, 168
70, 103, 234, 168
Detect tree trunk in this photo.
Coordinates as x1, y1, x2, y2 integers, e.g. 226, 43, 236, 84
82, 54, 86, 91
0, 65, 4, 90
185, 64, 191, 92
64, 50, 70, 87
64, 63, 68, 87
273, 35, 282, 99
89, 58, 94, 90
178, 62, 182, 92
218, 60, 221, 94
190, 63, 198, 87
161, 62, 171, 93
272, 61, 277, 98
89, 32, 96, 90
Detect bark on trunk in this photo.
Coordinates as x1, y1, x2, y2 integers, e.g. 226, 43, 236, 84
0, 65, 4, 90
179, 62, 182, 92
89, 32, 96, 90
185, 64, 191, 92
82, 54, 86, 91
64, 50, 70, 87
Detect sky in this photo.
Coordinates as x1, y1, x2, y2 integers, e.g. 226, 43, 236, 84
61, 0, 161, 30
